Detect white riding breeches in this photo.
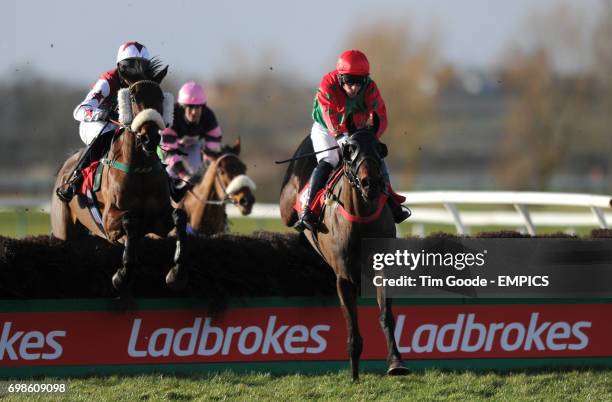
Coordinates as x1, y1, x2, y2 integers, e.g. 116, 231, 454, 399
310, 122, 340, 167
79, 121, 117, 145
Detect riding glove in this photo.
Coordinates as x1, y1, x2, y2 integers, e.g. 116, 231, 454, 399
335, 133, 349, 148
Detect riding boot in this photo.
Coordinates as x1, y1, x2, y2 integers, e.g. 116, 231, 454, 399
381, 160, 410, 224
56, 131, 114, 203
294, 160, 333, 232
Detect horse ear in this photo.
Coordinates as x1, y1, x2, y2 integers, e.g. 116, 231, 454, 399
153, 65, 169, 84
204, 147, 221, 160
233, 137, 241, 155
377, 142, 388, 159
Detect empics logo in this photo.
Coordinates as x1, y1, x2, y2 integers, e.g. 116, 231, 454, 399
127, 316, 331, 358
0, 322, 66, 361
394, 313, 591, 354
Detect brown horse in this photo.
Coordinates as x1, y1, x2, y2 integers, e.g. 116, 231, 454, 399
280, 128, 408, 380
181, 139, 256, 235
52, 71, 190, 292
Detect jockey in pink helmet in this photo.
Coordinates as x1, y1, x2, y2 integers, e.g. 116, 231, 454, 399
57, 41, 165, 202
159, 81, 223, 184
294, 49, 410, 232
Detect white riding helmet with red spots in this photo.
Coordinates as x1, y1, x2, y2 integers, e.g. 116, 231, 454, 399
116, 41, 150, 63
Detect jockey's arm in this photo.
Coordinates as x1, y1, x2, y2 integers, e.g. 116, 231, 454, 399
203, 126, 222, 153
201, 106, 222, 154
363, 81, 388, 139
316, 77, 345, 137
160, 128, 189, 179
73, 77, 112, 123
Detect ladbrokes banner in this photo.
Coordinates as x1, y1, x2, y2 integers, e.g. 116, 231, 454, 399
1, 303, 611, 367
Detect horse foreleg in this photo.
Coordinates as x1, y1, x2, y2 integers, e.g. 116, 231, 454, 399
166, 208, 189, 291
336, 276, 363, 381
376, 288, 409, 375
112, 213, 138, 293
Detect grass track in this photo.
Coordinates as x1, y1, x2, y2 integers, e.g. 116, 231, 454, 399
2, 369, 611, 401
0, 211, 601, 238
1, 211, 609, 400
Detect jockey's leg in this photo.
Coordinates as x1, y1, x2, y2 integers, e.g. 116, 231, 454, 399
294, 123, 338, 232
381, 160, 410, 223
56, 121, 116, 203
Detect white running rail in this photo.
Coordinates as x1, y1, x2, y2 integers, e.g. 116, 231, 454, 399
2, 191, 611, 236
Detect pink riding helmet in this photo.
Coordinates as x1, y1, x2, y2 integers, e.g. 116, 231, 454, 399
178, 82, 207, 105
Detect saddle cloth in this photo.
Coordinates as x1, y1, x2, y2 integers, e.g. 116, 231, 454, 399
79, 161, 103, 196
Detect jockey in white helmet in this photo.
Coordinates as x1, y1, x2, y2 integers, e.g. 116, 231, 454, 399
57, 41, 156, 202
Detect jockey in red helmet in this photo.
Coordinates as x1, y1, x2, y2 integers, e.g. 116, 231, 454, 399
56, 41, 159, 202
294, 49, 409, 232
159, 81, 223, 185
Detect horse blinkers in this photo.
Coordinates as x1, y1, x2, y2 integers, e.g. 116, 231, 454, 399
343, 136, 385, 200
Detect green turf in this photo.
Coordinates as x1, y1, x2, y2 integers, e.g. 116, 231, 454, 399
2, 369, 610, 401
0, 210, 601, 238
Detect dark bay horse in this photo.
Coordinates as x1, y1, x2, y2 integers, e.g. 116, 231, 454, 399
52, 67, 190, 291
279, 129, 408, 380
181, 139, 256, 235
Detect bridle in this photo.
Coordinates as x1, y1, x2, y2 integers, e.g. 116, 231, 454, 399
342, 132, 387, 195
188, 153, 245, 207
110, 79, 165, 151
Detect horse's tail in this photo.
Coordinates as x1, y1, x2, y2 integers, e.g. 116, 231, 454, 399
280, 134, 316, 193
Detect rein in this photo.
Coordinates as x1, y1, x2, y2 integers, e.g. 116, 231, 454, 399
333, 191, 389, 223
188, 153, 241, 207
325, 148, 388, 224
100, 125, 162, 174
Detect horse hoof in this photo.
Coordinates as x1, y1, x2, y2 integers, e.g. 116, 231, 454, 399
387, 360, 410, 376
166, 266, 188, 291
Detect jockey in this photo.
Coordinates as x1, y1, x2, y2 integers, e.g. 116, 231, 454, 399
294, 49, 410, 232
56, 41, 153, 203
159, 81, 222, 183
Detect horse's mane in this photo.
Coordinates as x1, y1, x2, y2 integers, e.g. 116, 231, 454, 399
119, 57, 165, 83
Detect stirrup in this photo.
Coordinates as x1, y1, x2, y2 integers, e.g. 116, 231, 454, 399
294, 210, 317, 232
56, 172, 82, 203
56, 184, 75, 203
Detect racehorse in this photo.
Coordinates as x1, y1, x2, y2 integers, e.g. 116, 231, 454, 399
279, 128, 408, 380
51, 64, 190, 292
181, 139, 256, 235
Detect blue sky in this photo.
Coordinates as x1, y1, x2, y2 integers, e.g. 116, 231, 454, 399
1, 0, 602, 85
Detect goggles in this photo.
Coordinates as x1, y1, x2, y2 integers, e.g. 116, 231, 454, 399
339, 74, 368, 86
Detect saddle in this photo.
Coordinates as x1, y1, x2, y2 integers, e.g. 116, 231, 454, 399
293, 167, 343, 217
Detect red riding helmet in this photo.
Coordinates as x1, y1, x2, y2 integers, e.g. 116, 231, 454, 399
336, 50, 370, 76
